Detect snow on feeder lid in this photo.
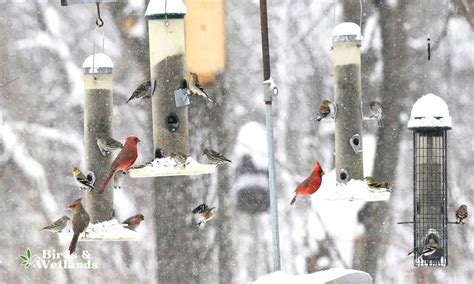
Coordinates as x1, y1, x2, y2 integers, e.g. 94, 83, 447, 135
407, 93, 452, 129
82, 53, 113, 75
332, 22, 362, 44
145, 0, 186, 20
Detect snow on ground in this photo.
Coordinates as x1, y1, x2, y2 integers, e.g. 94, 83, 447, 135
57, 219, 138, 241
254, 269, 372, 284
128, 156, 216, 178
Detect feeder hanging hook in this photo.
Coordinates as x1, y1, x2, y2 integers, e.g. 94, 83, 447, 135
95, 2, 104, 27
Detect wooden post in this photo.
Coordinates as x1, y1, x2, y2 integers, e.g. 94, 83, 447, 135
332, 22, 364, 182
82, 53, 114, 223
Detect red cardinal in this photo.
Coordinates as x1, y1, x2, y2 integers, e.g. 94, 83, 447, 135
68, 198, 90, 254
99, 136, 140, 193
290, 161, 325, 205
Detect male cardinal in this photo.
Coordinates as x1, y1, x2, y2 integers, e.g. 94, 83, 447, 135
99, 136, 140, 193
122, 214, 145, 231
202, 148, 232, 164
68, 198, 90, 254
290, 162, 325, 205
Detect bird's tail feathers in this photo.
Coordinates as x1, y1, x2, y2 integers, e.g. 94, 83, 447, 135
69, 233, 79, 254
99, 170, 115, 194
290, 195, 297, 206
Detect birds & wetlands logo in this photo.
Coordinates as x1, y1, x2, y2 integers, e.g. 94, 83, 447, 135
19, 248, 98, 270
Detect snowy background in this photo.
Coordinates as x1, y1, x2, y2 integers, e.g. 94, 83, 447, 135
0, 0, 473, 283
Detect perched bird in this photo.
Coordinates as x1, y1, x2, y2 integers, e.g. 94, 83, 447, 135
456, 205, 468, 224
202, 148, 232, 164
192, 203, 216, 227
126, 80, 155, 103
122, 214, 145, 231
40, 215, 70, 233
113, 170, 127, 190
290, 162, 325, 205
99, 136, 140, 193
364, 176, 392, 192
369, 101, 383, 127
316, 99, 336, 121
170, 152, 188, 168
68, 198, 90, 254
96, 135, 123, 156
72, 167, 95, 191
186, 72, 214, 103
408, 237, 438, 257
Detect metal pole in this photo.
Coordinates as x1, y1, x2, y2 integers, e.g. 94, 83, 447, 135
259, 0, 281, 271
82, 53, 114, 223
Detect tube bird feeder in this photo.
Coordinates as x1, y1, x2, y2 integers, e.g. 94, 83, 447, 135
82, 53, 114, 223
129, 0, 215, 178
407, 93, 452, 267
332, 22, 363, 184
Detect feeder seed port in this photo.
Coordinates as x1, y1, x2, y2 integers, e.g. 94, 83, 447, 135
165, 113, 180, 133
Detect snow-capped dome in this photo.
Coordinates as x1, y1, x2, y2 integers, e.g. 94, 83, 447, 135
145, 0, 186, 19
408, 93, 452, 129
332, 22, 362, 43
82, 53, 113, 74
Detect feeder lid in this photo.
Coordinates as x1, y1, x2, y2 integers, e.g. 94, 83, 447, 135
332, 22, 362, 44
408, 93, 452, 129
82, 53, 113, 75
145, 0, 186, 20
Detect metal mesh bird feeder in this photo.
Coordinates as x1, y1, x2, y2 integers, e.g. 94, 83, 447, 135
408, 93, 452, 267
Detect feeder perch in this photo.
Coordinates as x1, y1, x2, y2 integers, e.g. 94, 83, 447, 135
314, 170, 391, 202
128, 157, 216, 178
57, 219, 138, 241
408, 93, 452, 267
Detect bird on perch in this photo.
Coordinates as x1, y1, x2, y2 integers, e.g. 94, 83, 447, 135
185, 72, 214, 103
369, 101, 384, 127
68, 198, 90, 255
122, 214, 145, 231
407, 236, 439, 257
290, 162, 325, 205
364, 176, 392, 192
170, 152, 188, 168
192, 203, 216, 227
96, 135, 123, 156
202, 148, 232, 165
40, 215, 70, 233
72, 167, 95, 191
456, 205, 468, 224
126, 80, 156, 103
316, 99, 336, 121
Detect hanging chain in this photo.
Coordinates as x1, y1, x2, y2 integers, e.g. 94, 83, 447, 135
95, 2, 104, 27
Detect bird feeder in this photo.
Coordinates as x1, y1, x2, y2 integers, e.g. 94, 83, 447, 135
234, 154, 270, 214
332, 22, 364, 184
82, 53, 114, 223
129, 0, 215, 178
408, 93, 452, 267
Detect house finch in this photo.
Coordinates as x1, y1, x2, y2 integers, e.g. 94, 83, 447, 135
192, 203, 216, 227
68, 198, 90, 254
96, 135, 123, 156
369, 101, 383, 127
186, 72, 214, 103
202, 148, 232, 164
170, 152, 188, 168
72, 167, 95, 191
316, 99, 336, 121
456, 205, 468, 224
126, 79, 155, 103
113, 170, 127, 190
290, 162, 325, 205
364, 176, 392, 192
40, 215, 70, 233
122, 214, 145, 231
99, 136, 140, 193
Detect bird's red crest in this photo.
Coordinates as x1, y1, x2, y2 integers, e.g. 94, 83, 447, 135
68, 198, 82, 208
312, 161, 324, 176
126, 136, 141, 144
